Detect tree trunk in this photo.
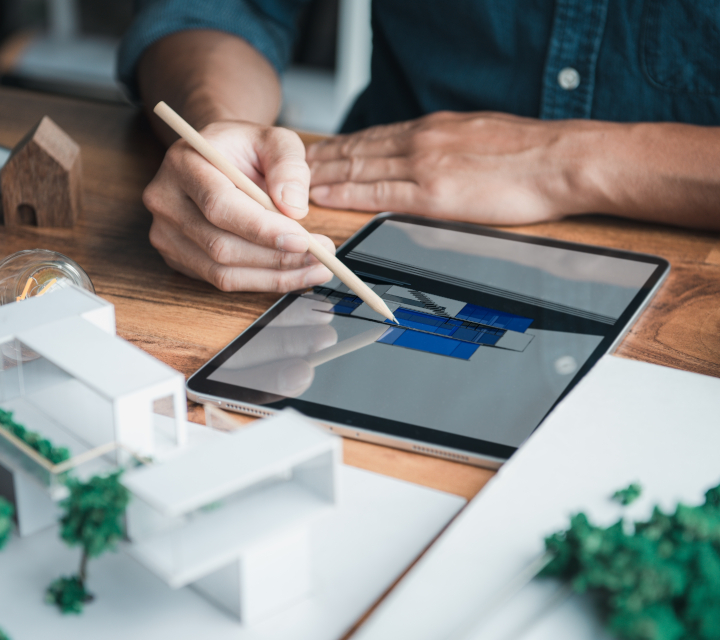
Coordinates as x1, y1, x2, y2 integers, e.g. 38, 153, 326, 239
79, 549, 89, 586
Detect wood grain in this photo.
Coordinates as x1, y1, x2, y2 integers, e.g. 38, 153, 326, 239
1, 87, 719, 506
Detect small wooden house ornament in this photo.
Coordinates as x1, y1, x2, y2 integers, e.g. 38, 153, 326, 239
0, 116, 82, 227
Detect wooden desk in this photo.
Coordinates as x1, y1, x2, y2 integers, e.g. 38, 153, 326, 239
1, 86, 720, 506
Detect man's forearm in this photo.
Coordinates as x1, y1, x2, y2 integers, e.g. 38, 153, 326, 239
576, 121, 720, 231
137, 30, 282, 145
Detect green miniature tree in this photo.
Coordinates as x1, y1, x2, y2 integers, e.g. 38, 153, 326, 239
540, 481, 720, 640
0, 497, 14, 639
0, 408, 70, 464
0, 498, 13, 550
612, 482, 642, 506
45, 471, 130, 614
45, 576, 92, 614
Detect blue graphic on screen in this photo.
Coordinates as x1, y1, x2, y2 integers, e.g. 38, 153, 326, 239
313, 286, 533, 361
330, 295, 363, 315
379, 308, 508, 360
378, 326, 481, 360
390, 308, 504, 342
456, 304, 533, 332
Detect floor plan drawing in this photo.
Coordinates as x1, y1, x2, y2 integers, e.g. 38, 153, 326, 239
303, 284, 535, 361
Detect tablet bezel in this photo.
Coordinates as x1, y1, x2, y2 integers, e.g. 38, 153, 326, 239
187, 213, 670, 466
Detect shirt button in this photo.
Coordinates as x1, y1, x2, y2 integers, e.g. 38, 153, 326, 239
557, 67, 581, 90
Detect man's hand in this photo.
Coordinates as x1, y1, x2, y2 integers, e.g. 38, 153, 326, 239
307, 111, 610, 225
144, 120, 335, 292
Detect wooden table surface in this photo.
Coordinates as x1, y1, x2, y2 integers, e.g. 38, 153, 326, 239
1, 86, 720, 507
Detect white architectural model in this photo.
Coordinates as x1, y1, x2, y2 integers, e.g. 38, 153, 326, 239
0, 285, 464, 638
0, 285, 186, 535
123, 412, 340, 622
0, 285, 339, 621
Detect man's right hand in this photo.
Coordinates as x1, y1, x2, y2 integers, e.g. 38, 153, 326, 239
143, 120, 335, 292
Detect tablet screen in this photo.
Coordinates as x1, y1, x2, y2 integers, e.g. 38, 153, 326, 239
189, 215, 668, 461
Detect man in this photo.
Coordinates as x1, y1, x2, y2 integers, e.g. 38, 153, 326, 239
118, 0, 720, 293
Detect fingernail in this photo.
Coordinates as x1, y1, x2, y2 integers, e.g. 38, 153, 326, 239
281, 183, 308, 210
304, 264, 333, 287
277, 233, 309, 253
310, 185, 329, 200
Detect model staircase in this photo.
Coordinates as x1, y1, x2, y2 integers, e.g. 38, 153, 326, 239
409, 290, 451, 317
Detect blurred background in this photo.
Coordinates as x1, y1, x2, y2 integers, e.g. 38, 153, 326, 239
0, 0, 371, 133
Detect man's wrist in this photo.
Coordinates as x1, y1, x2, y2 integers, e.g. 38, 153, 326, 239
549, 119, 629, 218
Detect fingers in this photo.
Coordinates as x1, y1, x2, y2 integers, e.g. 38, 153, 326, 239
308, 233, 336, 256
309, 155, 413, 186
150, 218, 333, 292
310, 180, 421, 213
154, 190, 330, 269
253, 127, 311, 220
305, 123, 423, 214
307, 127, 410, 162
144, 121, 341, 293
161, 140, 311, 253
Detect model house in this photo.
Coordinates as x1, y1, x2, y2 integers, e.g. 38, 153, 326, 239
122, 410, 340, 623
0, 285, 187, 535
0, 285, 342, 623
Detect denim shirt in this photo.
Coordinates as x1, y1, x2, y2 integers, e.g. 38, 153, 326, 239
118, 0, 720, 132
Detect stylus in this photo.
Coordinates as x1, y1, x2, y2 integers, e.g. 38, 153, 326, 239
154, 102, 399, 325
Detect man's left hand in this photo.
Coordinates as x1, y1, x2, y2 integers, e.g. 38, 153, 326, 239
307, 111, 608, 225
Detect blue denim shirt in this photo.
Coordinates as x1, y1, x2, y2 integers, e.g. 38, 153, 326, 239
118, 0, 720, 132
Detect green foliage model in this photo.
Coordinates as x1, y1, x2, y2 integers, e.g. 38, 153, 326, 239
45, 576, 92, 614
0, 408, 70, 465
613, 483, 643, 506
0, 498, 13, 550
45, 471, 130, 614
540, 482, 720, 640
0, 408, 132, 618
0, 497, 13, 639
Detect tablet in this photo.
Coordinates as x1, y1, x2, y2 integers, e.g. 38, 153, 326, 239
187, 213, 669, 468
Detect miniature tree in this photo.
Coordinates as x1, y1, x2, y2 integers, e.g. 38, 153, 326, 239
0, 408, 70, 464
540, 481, 720, 640
45, 471, 130, 614
0, 498, 13, 550
612, 482, 642, 506
0, 497, 14, 639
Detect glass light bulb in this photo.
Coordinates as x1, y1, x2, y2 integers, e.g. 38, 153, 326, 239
0, 249, 94, 306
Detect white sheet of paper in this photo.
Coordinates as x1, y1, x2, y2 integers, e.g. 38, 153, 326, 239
0, 465, 464, 640
355, 354, 720, 640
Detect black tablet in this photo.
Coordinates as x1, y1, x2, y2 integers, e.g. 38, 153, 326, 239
187, 213, 669, 468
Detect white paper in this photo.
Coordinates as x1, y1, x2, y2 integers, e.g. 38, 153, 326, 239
355, 355, 720, 640
0, 465, 464, 640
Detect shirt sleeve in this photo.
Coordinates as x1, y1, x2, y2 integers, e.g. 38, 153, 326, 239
117, 0, 309, 103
